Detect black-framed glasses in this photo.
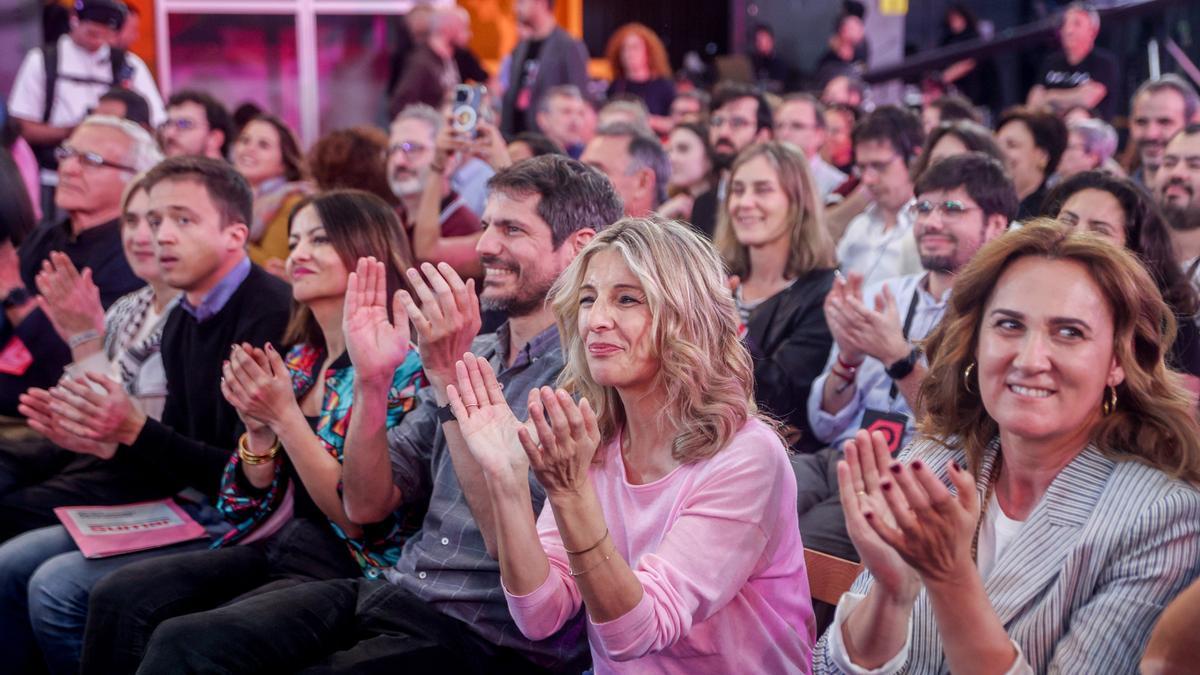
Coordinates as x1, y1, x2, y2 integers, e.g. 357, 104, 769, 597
54, 145, 137, 172
387, 141, 430, 158
907, 199, 981, 219
158, 118, 200, 133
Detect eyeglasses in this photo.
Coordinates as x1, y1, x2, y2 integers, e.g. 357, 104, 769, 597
853, 154, 900, 177
158, 118, 200, 133
54, 145, 137, 172
710, 115, 753, 131
387, 141, 430, 158
907, 199, 981, 219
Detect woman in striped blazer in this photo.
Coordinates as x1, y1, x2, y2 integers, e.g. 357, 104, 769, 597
814, 221, 1200, 674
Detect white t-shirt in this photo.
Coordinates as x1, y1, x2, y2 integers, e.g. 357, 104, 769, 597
9, 34, 165, 135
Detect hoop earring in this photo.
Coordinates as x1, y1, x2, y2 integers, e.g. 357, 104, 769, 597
963, 362, 977, 395
1102, 385, 1118, 416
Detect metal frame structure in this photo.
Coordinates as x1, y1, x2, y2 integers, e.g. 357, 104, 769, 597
154, 0, 449, 144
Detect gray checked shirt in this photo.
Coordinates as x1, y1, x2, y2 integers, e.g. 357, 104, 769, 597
382, 322, 587, 668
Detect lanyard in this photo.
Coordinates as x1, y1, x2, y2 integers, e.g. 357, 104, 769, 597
888, 287, 922, 401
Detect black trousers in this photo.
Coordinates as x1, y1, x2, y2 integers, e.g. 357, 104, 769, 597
134, 577, 550, 675
0, 440, 164, 543
81, 517, 362, 675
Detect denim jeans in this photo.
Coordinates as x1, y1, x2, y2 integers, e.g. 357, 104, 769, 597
0, 502, 226, 674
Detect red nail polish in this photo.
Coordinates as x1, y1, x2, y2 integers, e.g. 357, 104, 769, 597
951, 460, 961, 472
889, 463, 902, 474
912, 460, 924, 471
863, 512, 874, 520
881, 481, 892, 491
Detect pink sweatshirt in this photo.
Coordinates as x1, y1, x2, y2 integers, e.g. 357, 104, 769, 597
506, 418, 815, 674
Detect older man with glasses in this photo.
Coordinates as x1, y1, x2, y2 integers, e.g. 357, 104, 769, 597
0, 114, 160, 418
388, 103, 481, 241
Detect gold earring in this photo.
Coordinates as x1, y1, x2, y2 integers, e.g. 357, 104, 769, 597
1102, 385, 1118, 416
963, 362, 977, 395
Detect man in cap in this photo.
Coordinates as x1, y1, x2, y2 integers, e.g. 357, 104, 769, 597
9, 0, 166, 218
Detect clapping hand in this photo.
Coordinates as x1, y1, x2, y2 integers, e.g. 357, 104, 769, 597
41, 372, 145, 445
220, 343, 297, 434
34, 252, 104, 344
446, 353, 530, 485
519, 386, 600, 499
837, 430, 920, 603
343, 257, 412, 384
825, 274, 910, 365
862, 450, 980, 585
18, 387, 117, 459
396, 262, 481, 394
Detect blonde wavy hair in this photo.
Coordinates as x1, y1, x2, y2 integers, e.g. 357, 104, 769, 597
550, 217, 762, 463
715, 141, 836, 279
918, 220, 1200, 482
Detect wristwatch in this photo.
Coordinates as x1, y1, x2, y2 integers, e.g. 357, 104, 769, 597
0, 286, 29, 310
435, 403, 457, 424
884, 347, 921, 381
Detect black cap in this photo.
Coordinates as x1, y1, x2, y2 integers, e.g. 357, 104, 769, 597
75, 0, 128, 30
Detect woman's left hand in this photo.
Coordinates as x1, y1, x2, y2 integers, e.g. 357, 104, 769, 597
34, 252, 104, 342
221, 343, 298, 432
865, 458, 981, 584
519, 386, 601, 499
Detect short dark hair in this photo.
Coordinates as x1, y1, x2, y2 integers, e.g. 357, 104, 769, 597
307, 126, 396, 206
997, 106, 1068, 175
910, 120, 1004, 182
143, 155, 253, 227
1133, 75, 1200, 122
852, 104, 925, 163
242, 113, 306, 182
914, 152, 1018, 222
595, 121, 670, 207
486, 155, 624, 248
0, 147, 35, 246
99, 88, 151, 129
1169, 123, 1200, 145
284, 189, 415, 348
780, 93, 828, 129
928, 95, 980, 125
167, 89, 234, 158
512, 132, 566, 157
711, 82, 773, 134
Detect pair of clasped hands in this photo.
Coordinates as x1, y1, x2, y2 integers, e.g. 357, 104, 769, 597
345, 258, 600, 495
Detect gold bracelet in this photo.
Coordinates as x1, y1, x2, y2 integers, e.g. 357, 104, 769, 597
564, 528, 608, 556
237, 432, 280, 465
568, 552, 611, 577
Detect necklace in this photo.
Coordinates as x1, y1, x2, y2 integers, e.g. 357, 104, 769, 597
970, 453, 1002, 563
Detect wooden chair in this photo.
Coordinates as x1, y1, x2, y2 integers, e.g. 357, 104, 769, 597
805, 548, 863, 606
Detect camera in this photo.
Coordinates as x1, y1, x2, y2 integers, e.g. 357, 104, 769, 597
451, 84, 487, 137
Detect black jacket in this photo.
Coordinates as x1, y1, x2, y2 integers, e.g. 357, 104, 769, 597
744, 269, 836, 453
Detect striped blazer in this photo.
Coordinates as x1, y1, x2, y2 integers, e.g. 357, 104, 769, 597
813, 437, 1200, 674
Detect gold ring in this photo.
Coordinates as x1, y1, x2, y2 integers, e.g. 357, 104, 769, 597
856, 490, 867, 497
465, 403, 478, 409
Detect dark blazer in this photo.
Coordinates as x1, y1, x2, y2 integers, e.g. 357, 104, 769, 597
745, 268, 836, 453
500, 27, 589, 138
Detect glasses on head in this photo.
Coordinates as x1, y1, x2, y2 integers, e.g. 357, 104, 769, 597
387, 141, 430, 158
907, 199, 980, 219
158, 118, 199, 133
54, 145, 137, 172
853, 155, 900, 177
710, 115, 753, 131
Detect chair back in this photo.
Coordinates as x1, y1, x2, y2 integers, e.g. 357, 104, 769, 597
805, 548, 863, 606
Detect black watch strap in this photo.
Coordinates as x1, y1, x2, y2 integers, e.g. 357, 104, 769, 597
1, 287, 29, 310
885, 347, 921, 381
435, 403, 457, 424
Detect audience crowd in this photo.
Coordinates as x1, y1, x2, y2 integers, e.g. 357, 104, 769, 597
3, 0, 1200, 672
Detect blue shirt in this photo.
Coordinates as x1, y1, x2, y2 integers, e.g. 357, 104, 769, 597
179, 256, 251, 322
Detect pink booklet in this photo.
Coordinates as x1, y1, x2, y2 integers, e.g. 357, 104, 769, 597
55, 499, 208, 559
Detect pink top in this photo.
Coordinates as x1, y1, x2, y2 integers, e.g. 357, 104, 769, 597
505, 418, 815, 674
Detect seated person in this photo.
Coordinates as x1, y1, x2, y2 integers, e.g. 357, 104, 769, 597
817, 221, 1200, 673
450, 216, 815, 671
798, 153, 1015, 560
124, 155, 623, 674
0, 115, 157, 419
0, 157, 291, 673
81, 191, 426, 674
715, 141, 836, 452
659, 122, 714, 223
1042, 171, 1200, 406
581, 122, 668, 217
1057, 118, 1119, 180
908, 120, 1004, 190
232, 113, 313, 271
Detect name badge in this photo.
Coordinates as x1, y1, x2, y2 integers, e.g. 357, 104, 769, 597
860, 409, 908, 455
